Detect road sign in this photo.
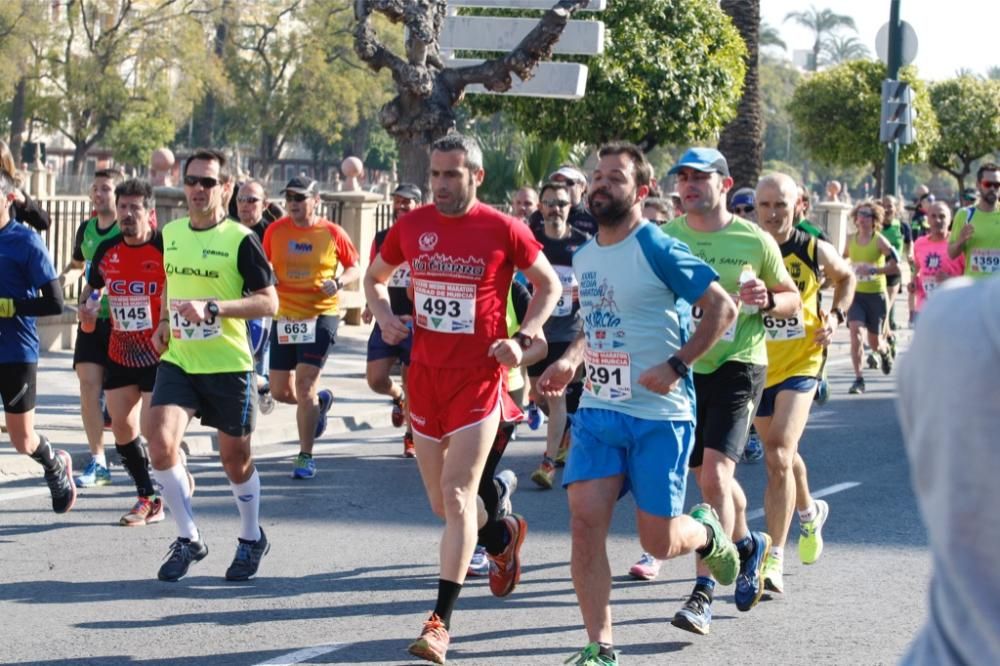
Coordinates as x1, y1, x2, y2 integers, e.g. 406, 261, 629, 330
445, 58, 589, 99
880, 79, 916, 145
442, 15, 604, 55
448, 0, 606, 10
876, 21, 918, 66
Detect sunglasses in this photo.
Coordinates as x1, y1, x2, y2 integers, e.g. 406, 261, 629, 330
542, 199, 571, 207
237, 196, 262, 204
285, 192, 309, 202
183, 175, 220, 189
981, 181, 1000, 190
733, 206, 754, 214
856, 210, 874, 218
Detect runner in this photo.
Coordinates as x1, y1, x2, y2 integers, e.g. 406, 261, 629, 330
59, 169, 122, 488
948, 162, 1000, 278
753, 173, 857, 594
363, 133, 560, 665
146, 148, 278, 582
879, 195, 912, 340
362, 183, 420, 457
911, 201, 964, 318
527, 180, 588, 490
844, 201, 898, 395
0, 169, 75, 513
537, 142, 740, 664
663, 147, 801, 632
83, 178, 168, 525
263, 176, 359, 479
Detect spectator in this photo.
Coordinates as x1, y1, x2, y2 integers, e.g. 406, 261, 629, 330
0, 140, 50, 232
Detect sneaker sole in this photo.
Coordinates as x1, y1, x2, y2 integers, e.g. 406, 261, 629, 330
491, 515, 527, 597
764, 576, 784, 594
628, 568, 659, 581
157, 546, 209, 582
408, 641, 446, 664
54, 451, 77, 514
225, 542, 271, 581
671, 613, 710, 636
530, 470, 554, 489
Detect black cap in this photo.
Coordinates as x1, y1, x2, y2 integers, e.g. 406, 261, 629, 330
392, 183, 422, 201
281, 176, 318, 196
962, 188, 978, 201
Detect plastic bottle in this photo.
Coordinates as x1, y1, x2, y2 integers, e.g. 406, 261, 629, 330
80, 290, 101, 333
738, 264, 759, 315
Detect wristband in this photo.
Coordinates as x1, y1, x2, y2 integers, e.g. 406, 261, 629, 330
761, 289, 776, 312
0, 297, 14, 318
667, 355, 690, 379
831, 308, 846, 326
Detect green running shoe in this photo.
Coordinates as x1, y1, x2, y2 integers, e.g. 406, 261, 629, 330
762, 554, 784, 593
799, 499, 829, 565
690, 503, 739, 585
565, 642, 618, 665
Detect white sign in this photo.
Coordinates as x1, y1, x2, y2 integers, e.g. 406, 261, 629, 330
445, 58, 588, 99
448, 0, 606, 10
442, 16, 604, 55
875, 21, 918, 67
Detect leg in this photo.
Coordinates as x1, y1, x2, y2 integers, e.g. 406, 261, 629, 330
567, 475, 622, 645
637, 511, 712, 561
757, 390, 813, 550
366, 356, 403, 400
75, 362, 106, 459
292, 363, 323, 455
793, 452, 813, 512
146, 403, 199, 541
849, 321, 864, 378
219, 430, 262, 543
269, 369, 295, 404
107, 385, 142, 445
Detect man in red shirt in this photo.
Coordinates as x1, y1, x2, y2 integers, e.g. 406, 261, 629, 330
364, 133, 561, 664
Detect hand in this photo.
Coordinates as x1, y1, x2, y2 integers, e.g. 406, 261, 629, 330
361, 306, 373, 325
176, 300, 209, 324
321, 279, 340, 296
488, 338, 523, 368
12, 188, 25, 206
738, 277, 768, 308
152, 320, 170, 355
538, 358, 576, 397
379, 314, 412, 345
907, 281, 916, 294
0, 297, 14, 318
813, 311, 836, 347
959, 223, 975, 244
638, 361, 680, 395
78, 304, 97, 326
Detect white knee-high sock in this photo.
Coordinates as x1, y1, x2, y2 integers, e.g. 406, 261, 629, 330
230, 468, 262, 542
152, 463, 198, 542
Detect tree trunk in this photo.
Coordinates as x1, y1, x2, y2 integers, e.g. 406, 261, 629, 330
72, 140, 91, 177
9, 77, 28, 166
397, 135, 433, 202
717, 0, 763, 196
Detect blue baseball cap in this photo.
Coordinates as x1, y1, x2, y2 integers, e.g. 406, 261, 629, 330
668, 147, 730, 177
730, 187, 755, 208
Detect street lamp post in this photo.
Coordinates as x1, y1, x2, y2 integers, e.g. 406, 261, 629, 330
883, 0, 902, 197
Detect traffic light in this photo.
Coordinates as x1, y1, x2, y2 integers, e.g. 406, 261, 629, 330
880, 79, 915, 145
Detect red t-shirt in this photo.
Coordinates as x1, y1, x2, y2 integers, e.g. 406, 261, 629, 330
88, 232, 166, 368
379, 201, 541, 369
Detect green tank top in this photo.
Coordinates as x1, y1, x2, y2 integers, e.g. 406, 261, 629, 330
79, 217, 120, 318
161, 218, 255, 373
505, 288, 523, 391
882, 219, 905, 253
849, 234, 887, 294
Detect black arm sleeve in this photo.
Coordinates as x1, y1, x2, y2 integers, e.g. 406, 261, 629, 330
236, 234, 276, 293
86, 237, 118, 291
13, 279, 64, 316
14, 194, 51, 232
71, 220, 88, 262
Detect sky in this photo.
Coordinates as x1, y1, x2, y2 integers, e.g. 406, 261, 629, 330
760, 1, 996, 80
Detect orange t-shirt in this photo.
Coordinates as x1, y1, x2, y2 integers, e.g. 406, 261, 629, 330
263, 216, 359, 319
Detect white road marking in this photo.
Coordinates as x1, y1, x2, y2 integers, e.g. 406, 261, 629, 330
747, 481, 861, 521
0, 487, 47, 502
253, 642, 353, 666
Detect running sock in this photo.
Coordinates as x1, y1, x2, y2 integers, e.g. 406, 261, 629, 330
799, 502, 818, 523
297, 452, 312, 459
598, 643, 616, 659
433, 579, 462, 629
770, 546, 784, 561
696, 524, 715, 557
479, 520, 508, 556
93, 453, 108, 469
230, 468, 262, 542
694, 576, 716, 604
29, 434, 58, 471
735, 534, 754, 562
153, 462, 199, 542
116, 437, 155, 497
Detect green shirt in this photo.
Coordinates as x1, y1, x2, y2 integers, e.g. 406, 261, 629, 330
949, 206, 1000, 278
847, 234, 887, 294
661, 216, 790, 374
72, 217, 120, 318
161, 218, 265, 374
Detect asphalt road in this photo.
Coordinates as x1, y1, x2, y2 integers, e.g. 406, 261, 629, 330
0, 351, 928, 666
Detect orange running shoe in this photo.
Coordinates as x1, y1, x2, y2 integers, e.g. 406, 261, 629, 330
407, 612, 449, 664
403, 432, 416, 458
489, 513, 527, 597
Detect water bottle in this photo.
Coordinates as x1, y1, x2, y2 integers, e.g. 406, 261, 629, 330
738, 264, 758, 315
80, 290, 101, 333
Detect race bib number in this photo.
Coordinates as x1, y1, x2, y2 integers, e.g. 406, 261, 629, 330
763, 312, 806, 341
969, 249, 1000, 274
553, 266, 578, 317
388, 263, 411, 288
855, 264, 877, 282
109, 296, 152, 332
276, 317, 317, 344
583, 348, 632, 401
413, 279, 476, 334
169, 300, 221, 341
689, 302, 736, 341
922, 276, 939, 296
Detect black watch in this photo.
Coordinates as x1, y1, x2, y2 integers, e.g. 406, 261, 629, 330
206, 301, 220, 318
831, 307, 846, 326
513, 331, 533, 350
761, 289, 776, 312
667, 355, 690, 378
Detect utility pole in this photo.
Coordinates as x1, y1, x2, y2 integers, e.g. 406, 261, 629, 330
883, 0, 902, 196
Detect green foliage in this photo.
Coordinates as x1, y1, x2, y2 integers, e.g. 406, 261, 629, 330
106, 100, 176, 168
516, 135, 587, 189
466, 0, 747, 150
363, 124, 398, 171
788, 60, 939, 173
476, 132, 521, 205
760, 57, 805, 165
929, 76, 1000, 187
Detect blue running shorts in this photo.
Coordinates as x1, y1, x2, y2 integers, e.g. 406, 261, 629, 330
756, 376, 817, 418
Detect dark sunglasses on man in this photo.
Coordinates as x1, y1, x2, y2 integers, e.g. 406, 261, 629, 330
183, 175, 220, 189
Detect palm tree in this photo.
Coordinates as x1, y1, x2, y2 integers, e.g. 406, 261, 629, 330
987, 66, 1000, 81
716, 0, 762, 192
784, 5, 857, 71
760, 21, 786, 52
819, 35, 870, 66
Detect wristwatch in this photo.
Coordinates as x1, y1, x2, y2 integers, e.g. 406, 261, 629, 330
206, 301, 220, 318
667, 355, 690, 378
513, 331, 533, 350
831, 307, 846, 326
761, 289, 776, 312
